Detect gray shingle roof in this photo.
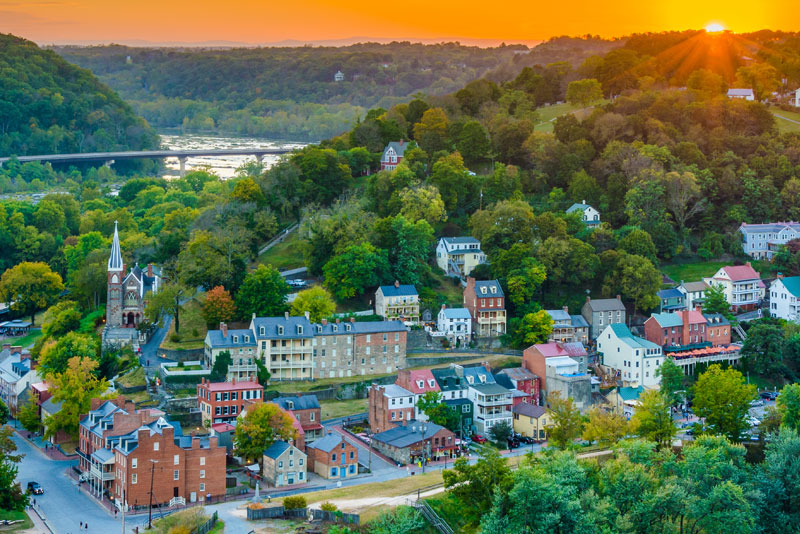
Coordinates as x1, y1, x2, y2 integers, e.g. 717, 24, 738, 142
274, 395, 320, 411
440, 308, 471, 319
314, 320, 406, 336
474, 280, 504, 298
307, 433, 345, 453
372, 421, 447, 449
251, 317, 314, 339
378, 284, 418, 297
205, 329, 257, 348
471, 383, 510, 395
264, 440, 291, 459
431, 368, 466, 392
513, 403, 546, 418
586, 298, 626, 312
382, 141, 409, 160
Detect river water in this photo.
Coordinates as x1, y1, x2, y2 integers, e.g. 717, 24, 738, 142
159, 133, 307, 178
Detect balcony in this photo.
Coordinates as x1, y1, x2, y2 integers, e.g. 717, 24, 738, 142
477, 397, 512, 407
476, 411, 512, 421
90, 465, 115, 481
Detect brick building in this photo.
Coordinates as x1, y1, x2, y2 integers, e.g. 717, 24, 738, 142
643, 308, 731, 349
368, 383, 415, 433
395, 369, 440, 420
371, 421, 457, 465
463, 278, 507, 337
496, 367, 540, 406
306, 433, 358, 479
197, 377, 263, 425
273, 395, 324, 443
312, 318, 408, 378
79, 397, 226, 509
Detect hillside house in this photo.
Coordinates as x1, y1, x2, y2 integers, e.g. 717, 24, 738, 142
703, 263, 764, 312
375, 282, 419, 323
581, 296, 626, 340
273, 394, 324, 443
656, 288, 686, 312
368, 383, 416, 433
739, 222, 800, 260
436, 237, 486, 278
437, 306, 472, 344
545, 307, 589, 345
597, 324, 663, 388
463, 278, 507, 337
727, 88, 755, 100
770, 274, 800, 322
380, 141, 408, 171
306, 433, 358, 479
677, 281, 709, 310
262, 440, 306, 487
566, 200, 600, 227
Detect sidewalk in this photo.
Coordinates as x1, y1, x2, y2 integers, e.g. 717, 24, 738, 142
12, 427, 76, 461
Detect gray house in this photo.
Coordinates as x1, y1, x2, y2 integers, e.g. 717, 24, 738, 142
581, 296, 626, 340
262, 440, 307, 487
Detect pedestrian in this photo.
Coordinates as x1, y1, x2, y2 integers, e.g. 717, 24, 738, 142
80, 521, 83, 528
85, 522, 88, 530
33, 498, 36, 506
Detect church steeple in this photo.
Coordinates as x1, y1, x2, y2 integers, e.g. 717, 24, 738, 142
108, 221, 123, 272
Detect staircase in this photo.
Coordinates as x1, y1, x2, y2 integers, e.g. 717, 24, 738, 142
414, 499, 453, 534
734, 324, 747, 341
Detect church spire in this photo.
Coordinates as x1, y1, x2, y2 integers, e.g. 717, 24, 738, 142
108, 220, 123, 272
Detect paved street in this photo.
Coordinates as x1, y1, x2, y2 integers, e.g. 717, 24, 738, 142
11, 430, 149, 534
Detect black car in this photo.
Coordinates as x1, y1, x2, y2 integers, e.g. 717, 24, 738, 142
27, 481, 43, 495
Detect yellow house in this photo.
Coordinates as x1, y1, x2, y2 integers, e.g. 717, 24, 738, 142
512, 403, 548, 440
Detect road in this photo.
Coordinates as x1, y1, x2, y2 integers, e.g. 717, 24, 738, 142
11, 431, 149, 534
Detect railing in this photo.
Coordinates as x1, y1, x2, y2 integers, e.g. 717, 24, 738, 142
414, 499, 453, 534
90, 465, 114, 481
169, 496, 186, 507
193, 511, 218, 534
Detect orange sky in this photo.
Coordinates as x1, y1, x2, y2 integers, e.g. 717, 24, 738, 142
2, 0, 799, 45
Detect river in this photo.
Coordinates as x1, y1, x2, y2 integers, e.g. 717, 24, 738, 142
159, 133, 308, 178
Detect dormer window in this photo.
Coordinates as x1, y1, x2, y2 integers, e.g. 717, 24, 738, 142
259, 327, 265, 336
417, 380, 424, 389
467, 376, 474, 384
346, 324, 351, 331
428, 379, 435, 388
278, 326, 284, 335
480, 287, 487, 294
316, 325, 322, 333
333, 325, 338, 332
479, 375, 486, 383
297, 325, 303, 335
490, 286, 497, 294
233, 335, 238, 343
244, 335, 249, 343
286, 401, 294, 410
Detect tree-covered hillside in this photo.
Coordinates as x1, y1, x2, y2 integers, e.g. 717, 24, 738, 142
52, 38, 617, 141
0, 34, 159, 157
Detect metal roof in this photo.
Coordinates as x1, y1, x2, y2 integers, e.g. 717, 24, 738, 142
274, 394, 320, 411
513, 403, 546, 418
205, 328, 257, 348
108, 221, 123, 271
306, 433, 345, 453
378, 284, 418, 297
440, 307, 471, 319
263, 440, 292, 459
585, 298, 626, 312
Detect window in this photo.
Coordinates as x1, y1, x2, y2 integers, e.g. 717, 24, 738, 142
278, 325, 284, 335
310, 412, 315, 421
332, 453, 337, 462
154, 442, 159, 451
200, 470, 206, 479
200, 457, 205, 466
395, 332, 400, 341
350, 451, 355, 459
299, 472, 304, 480
289, 460, 294, 467
132, 473, 137, 484
279, 461, 283, 468
173, 470, 179, 481
174, 454, 179, 465
200, 483, 205, 492
259, 326, 265, 335
132, 458, 138, 469
331, 467, 338, 476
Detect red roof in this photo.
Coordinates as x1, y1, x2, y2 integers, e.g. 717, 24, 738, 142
400, 369, 440, 394
722, 265, 760, 282
211, 422, 235, 433
533, 342, 585, 358
287, 410, 305, 437
200, 379, 262, 392
685, 310, 706, 324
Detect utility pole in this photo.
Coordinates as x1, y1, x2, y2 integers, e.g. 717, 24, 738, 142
148, 459, 158, 530
121, 488, 125, 534
367, 430, 372, 473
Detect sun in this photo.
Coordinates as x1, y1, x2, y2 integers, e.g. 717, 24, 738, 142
705, 23, 725, 33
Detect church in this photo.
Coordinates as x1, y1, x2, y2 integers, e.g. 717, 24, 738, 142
105, 222, 161, 333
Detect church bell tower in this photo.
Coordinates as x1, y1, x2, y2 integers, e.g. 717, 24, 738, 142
106, 221, 124, 328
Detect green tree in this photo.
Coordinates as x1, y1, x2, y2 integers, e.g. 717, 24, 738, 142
470, 200, 536, 255
657, 357, 685, 407
754, 428, 800, 532
201, 286, 237, 329
0, 262, 65, 324
44, 357, 110, 441
538, 236, 599, 288
234, 402, 296, 464
0, 426, 28, 512
565, 78, 603, 107
41, 300, 82, 339
0, 399, 8, 425
230, 177, 266, 205
177, 229, 249, 292
413, 108, 450, 154
507, 310, 554, 349
703, 284, 732, 318
290, 286, 336, 323
545, 391, 583, 449
323, 242, 390, 300
693, 364, 756, 442
455, 120, 492, 163
777, 383, 800, 432
235, 265, 289, 320
292, 147, 352, 205
38, 332, 99, 377
210, 350, 232, 382
442, 447, 511, 521
630, 389, 676, 448
741, 321, 785, 376
582, 406, 629, 447
145, 282, 189, 333
603, 252, 661, 316
618, 229, 658, 265
429, 151, 470, 212
17, 395, 41, 434
369, 506, 426, 534
397, 185, 447, 225
735, 63, 779, 101
489, 420, 513, 446
372, 215, 435, 286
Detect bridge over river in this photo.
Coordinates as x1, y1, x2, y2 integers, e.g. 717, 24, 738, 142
0, 148, 294, 176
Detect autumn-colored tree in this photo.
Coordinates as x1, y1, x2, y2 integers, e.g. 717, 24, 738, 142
0, 262, 65, 324
290, 286, 336, 323
545, 391, 583, 449
582, 407, 629, 447
44, 357, 111, 440
201, 286, 236, 329
630, 389, 676, 448
234, 403, 296, 464
566, 78, 603, 107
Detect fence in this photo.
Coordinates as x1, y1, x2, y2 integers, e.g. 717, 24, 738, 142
415, 500, 453, 534
246, 506, 308, 520
309, 508, 361, 524
193, 511, 218, 534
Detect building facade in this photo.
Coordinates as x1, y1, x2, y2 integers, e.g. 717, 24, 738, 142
512, 403, 547, 440
375, 282, 419, 323
371, 421, 457, 465
437, 306, 472, 344
262, 440, 306, 488
566, 200, 600, 227
380, 141, 408, 171
436, 237, 486, 278
678, 281, 709, 310
368, 384, 416, 433
740, 222, 800, 259
463, 278, 507, 337
545, 307, 589, 345
581, 296, 626, 340
770, 275, 800, 321
703, 263, 764, 312
273, 395, 324, 443
0, 346, 37, 415
597, 324, 663, 388
306, 433, 358, 479
197, 377, 263, 425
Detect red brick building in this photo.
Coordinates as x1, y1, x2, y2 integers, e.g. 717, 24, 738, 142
463, 278, 507, 337
273, 395, 324, 443
306, 433, 359, 479
79, 397, 226, 509
371, 421, 458, 465
368, 383, 416, 433
495, 367, 540, 406
643, 308, 731, 348
197, 377, 263, 425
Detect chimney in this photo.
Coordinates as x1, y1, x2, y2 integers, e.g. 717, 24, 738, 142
695, 304, 703, 314
586, 296, 591, 303
335, 318, 340, 324
20, 351, 30, 361
441, 304, 446, 310
252, 312, 256, 320
10, 346, 21, 355
394, 280, 400, 288
350, 317, 355, 323
778, 272, 784, 280
147, 264, 153, 277
562, 306, 569, 314
616, 295, 621, 301
746, 261, 752, 268
232, 377, 236, 385
220, 323, 228, 337
321, 318, 328, 326
284, 311, 289, 320
582, 199, 586, 204
304, 311, 310, 321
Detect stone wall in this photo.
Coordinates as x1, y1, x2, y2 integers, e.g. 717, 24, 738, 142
159, 348, 205, 362
406, 353, 521, 368
269, 374, 397, 402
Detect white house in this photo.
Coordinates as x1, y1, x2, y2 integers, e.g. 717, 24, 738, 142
727, 88, 755, 100
703, 262, 764, 312
739, 222, 800, 260
565, 200, 600, 227
375, 282, 419, 323
597, 324, 663, 389
769, 275, 800, 322
793, 88, 800, 108
334, 70, 344, 82
677, 281, 709, 311
436, 237, 486, 278
437, 306, 472, 344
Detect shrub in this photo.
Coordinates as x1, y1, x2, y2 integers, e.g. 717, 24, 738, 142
283, 496, 307, 510
177, 361, 185, 368
321, 501, 338, 512
192, 328, 199, 337
170, 333, 181, 343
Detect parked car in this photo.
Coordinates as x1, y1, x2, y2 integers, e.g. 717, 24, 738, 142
760, 391, 779, 401
27, 481, 43, 495
750, 399, 764, 407
471, 434, 487, 444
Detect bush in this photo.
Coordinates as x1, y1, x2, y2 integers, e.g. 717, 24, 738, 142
321, 501, 338, 512
170, 333, 181, 343
283, 496, 307, 510
177, 361, 185, 368
192, 328, 199, 337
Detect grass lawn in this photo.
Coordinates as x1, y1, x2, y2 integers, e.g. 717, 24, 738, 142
319, 398, 368, 420
770, 106, 800, 134
660, 260, 729, 283
427, 270, 465, 307
2, 329, 42, 349
0, 509, 33, 532
116, 366, 146, 389
125, 389, 153, 404
533, 101, 608, 133
160, 297, 207, 350
256, 230, 307, 271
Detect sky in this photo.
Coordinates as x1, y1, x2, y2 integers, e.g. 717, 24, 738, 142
2, 0, 799, 46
